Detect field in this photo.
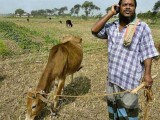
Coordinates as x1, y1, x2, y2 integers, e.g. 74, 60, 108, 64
0, 17, 160, 120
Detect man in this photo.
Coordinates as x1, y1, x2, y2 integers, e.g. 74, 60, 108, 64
91, 0, 159, 119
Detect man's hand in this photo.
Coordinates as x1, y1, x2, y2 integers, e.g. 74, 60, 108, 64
144, 74, 153, 88
143, 58, 153, 88
91, 4, 119, 34
110, 4, 119, 15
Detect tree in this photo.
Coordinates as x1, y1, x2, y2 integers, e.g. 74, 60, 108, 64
31, 10, 37, 17
46, 9, 52, 16
58, 6, 68, 15
70, 4, 81, 16
31, 9, 46, 17
38, 9, 46, 16
153, 0, 160, 12
106, 6, 111, 13
91, 4, 100, 16
15, 9, 25, 17
52, 8, 59, 15
82, 1, 100, 17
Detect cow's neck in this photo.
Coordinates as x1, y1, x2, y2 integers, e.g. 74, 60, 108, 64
36, 70, 53, 93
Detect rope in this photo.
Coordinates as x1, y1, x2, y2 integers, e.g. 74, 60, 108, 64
27, 73, 158, 99
49, 90, 130, 98
26, 73, 159, 119
143, 88, 153, 120
47, 76, 158, 99
45, 85, 154, 120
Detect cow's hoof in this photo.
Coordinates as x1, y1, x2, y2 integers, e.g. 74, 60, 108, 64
51, 112, 57, 116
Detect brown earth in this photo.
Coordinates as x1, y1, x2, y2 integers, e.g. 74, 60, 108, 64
0, 18, 160, 120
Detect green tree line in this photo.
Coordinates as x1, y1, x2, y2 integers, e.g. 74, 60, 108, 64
137, 0, 160, 19
15, 1, 100, 17
15, 0, 160, 18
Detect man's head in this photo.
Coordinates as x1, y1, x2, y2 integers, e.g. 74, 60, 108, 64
118, 0, 137, 22
119, 0, 137, 8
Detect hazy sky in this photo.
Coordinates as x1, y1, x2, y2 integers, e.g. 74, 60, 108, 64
0, 0, 158, 14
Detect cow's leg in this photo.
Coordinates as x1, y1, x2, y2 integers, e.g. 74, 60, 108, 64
53, 79, 59, 107
53, 78, 65, 109
49, 79, 59, 116
50, 78, 65, 116
71, 74, 73, 83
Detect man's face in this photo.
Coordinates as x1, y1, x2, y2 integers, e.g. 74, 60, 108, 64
119, 0, 136, 18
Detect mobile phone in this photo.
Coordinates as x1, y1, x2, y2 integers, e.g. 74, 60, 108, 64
114, 6, 120, 13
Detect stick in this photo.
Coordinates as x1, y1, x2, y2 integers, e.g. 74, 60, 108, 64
130, 73, 158, 94
130, 82, 146, 94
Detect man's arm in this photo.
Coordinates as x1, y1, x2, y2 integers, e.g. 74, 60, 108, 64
143, 58, 153, 87
91, 5, 118, 34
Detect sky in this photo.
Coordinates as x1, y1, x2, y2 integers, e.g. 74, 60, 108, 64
0, 0, 158, 15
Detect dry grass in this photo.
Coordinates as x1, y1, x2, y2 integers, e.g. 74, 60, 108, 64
0, 17, 160, 120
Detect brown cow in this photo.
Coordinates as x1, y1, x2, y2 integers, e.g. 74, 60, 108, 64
25, 35, 83, 120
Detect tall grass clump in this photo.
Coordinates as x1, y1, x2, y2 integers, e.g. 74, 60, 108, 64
0, 40, 12, 57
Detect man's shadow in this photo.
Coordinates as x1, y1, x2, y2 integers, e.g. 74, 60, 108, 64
36, 76, 91, 119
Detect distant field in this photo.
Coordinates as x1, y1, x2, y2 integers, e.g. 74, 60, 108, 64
0, 17, 159, 57
0, 17, 159, 120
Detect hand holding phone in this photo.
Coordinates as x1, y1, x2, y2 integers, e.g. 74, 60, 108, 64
114, 6, 120, 14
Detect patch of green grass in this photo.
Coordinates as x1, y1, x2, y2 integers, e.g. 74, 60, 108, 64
83, 42, 107, 53
0, 21, 41, 52
43, 35, 60, 45
0, 40, 12, 57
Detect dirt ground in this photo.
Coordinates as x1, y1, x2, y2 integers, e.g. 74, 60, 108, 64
0, 47, 160, 120
0, 18, 160, 120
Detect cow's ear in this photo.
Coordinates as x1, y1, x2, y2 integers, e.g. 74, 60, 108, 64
77, 37, 82, 43
32, 95, 36, 99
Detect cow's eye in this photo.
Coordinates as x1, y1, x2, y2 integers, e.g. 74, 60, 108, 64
32, 105, 37, 109
32, 95, 36, 99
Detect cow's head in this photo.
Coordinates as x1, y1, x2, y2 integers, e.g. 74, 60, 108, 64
25, 89, 47, 120
61, 35, 82, 45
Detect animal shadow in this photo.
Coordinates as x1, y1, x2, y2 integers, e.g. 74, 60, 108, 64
0, 75, 6, 88
0, 75, 6, 82
62, 76, 91, 105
